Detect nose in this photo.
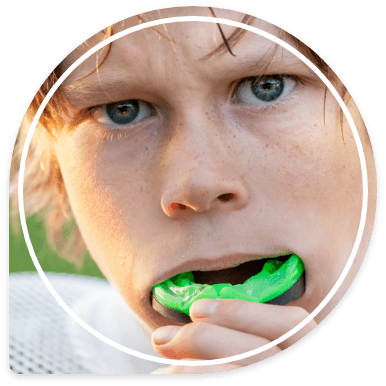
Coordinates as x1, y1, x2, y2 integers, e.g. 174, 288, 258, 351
160, 115, 249, 218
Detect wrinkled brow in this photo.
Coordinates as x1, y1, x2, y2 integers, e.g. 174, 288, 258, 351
61, 50, 306, 110
200, 13, 256, 61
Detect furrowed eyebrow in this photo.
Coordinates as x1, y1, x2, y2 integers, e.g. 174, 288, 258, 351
61, 71, 139, 108
211, 51, 310, 79
61, 42, 311, 109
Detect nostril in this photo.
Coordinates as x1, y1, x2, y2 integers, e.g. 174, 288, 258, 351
169, 203, 187, 212
217, 193, 235, 202
166, 202, 188, 217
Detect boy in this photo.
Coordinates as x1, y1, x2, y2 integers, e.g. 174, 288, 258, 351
10, 7, 376, 374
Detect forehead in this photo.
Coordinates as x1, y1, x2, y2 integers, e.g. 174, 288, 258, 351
64, 9, 278, 60
62, 14, 310, 107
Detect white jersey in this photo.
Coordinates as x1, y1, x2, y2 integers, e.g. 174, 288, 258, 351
9, 272, 165, 374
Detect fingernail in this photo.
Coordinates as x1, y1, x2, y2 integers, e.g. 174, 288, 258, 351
190, 299, 221, 318
152, 326, 181, 345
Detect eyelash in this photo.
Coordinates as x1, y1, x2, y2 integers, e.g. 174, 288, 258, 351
81, 74, 303, 132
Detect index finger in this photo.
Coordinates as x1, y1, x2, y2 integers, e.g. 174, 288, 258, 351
189, 299, 317, 349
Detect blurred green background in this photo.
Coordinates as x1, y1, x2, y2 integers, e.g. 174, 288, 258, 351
9, 211, 104, 278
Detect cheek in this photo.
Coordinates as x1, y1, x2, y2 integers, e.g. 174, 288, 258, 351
242, 111, 362, 315
53, 127, 159, 285
244, 103, 362, 275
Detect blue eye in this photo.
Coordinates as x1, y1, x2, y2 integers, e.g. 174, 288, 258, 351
92, 100, 153, 127
235, 76, 297, 106
106, 100, 140, 124
251, 79, 284, 102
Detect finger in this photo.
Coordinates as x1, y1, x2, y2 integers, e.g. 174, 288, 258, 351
189, 299, 317, 350
151, 323, 281, 366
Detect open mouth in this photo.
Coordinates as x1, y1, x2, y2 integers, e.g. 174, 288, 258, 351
152, 254, 305, 323
192, 255, 291, 286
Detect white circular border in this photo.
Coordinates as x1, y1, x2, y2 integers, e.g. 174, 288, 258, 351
17, 16, 368, 367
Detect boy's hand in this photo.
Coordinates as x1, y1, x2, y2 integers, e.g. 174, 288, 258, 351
150, 299, 317, 373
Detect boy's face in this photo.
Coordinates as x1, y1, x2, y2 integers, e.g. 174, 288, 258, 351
53, 9, 365, 332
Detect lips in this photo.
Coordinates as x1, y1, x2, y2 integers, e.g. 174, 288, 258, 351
151, 254, 305, 321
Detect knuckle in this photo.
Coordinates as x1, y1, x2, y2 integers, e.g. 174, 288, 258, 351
220, 299, 246, 316
290, 306, 310, 324
182, 321, 211, 342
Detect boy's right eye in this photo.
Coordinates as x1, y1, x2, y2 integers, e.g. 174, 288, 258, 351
91, 100, 154, 127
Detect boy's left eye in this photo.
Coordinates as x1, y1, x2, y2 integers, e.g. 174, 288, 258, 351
234, 75, 297, 106
91, 100, 154, 127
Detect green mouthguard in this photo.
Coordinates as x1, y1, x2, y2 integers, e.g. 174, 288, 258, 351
152, 254, 304, 316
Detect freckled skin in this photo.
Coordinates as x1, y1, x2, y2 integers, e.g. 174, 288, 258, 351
53, 7, 376, 340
